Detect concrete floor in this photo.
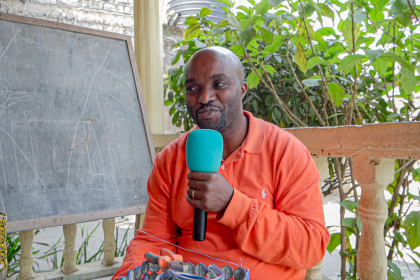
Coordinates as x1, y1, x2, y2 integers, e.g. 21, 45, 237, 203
19, 186, 420, 280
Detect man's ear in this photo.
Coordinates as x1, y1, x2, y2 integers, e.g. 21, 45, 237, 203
241, 82, 248, 99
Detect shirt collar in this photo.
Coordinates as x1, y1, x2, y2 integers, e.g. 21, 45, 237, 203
243, 110, 265, 154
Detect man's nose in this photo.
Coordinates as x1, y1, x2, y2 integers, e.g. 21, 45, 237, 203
198, 87, 217, 104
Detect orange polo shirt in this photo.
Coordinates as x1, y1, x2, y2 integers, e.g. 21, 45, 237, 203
113, 111, 329, 280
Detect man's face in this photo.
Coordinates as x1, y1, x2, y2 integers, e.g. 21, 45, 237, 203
184, 52, 246, 132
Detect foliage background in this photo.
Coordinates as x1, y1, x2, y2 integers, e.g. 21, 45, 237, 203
164, 0, 420, 279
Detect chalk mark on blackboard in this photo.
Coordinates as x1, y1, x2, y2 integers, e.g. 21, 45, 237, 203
66, 51, 109, 185
0, 29, 20, 61
89, 122, 106, 178
0, 126, 47, 189
27, 121, 38, 186
95, 87, 119, 192
97, 86, 140, 117
80, 51, 109, 120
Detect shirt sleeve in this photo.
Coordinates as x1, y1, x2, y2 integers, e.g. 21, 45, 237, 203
217, 137, 330, 270
112, 151, 179, 280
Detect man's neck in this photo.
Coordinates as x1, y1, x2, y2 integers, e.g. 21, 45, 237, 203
221, 112, 248, 160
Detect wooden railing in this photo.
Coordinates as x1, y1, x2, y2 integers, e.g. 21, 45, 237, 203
8, 122, 420, 280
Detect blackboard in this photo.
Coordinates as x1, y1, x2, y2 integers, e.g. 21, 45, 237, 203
0, 13, 155, 233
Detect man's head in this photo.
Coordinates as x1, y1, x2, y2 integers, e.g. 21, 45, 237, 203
184, 46, 248, 132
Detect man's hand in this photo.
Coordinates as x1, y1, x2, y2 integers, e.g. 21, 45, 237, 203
186, 171, 234, 213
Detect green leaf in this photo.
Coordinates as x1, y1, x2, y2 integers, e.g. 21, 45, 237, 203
260, 26, 273, 44
211, 27, 227, 35
354, 9, 366, 24
263, 65, 276, 75
215, 0, 233, 8
336, 54, 366, 74
200, 7, 212, 17
356, 216, 362, 231
227, 13, 241, 29
241, 27, 256, 47
265, 36, 283, 53
272, 107, 281, 123
327, 233, 341, 253
268, 0, 285, 7
195, 40, 207, 49
256, 0, 272, 15
247, 71, 261, 88
185, 16, 199, 25
372, 0, 390, 11
388, 261, 403, 280
373, 58, 388, 76
230, 45, 245, 56
400, 67, 416, 94
318, 3, 335, 21
236, 5, 250, 15
302, 79, 321, 87
381, 53, 414, 72
403, 211, 420, 250
328, 82, 345, 106
184, 24, 201, 41
342, 218, 355, 227
307, 57, 327, 69
295, 42, 307, 74
341, 200, 358, 213
364, 49, 382, 63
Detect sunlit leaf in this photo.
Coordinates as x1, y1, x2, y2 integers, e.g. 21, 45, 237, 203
327, 233, 341, 253
307, 57, 327, 69
263, 65, 277, 75
256, 0, 272, 15
337, 54, 366, 74
265, 36, 283, 53
215, 0, 233, 8
372, 0, 390, 11
328, 82, 345, 106
354, 9, 366, 24
295, 42, 307, 74
184, 24, 201, 41
373, 58, 388, 76
200, 7, 212, 17
241, 27, 256, 47
268, 0, 285, 7
247, 71, 260, 88
227, 13, 241, 29
400, 67, 416, 94
403, 211, 420, 250
230, 45, 244, 56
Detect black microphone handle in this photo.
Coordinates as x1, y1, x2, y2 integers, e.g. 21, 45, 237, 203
193, 207, 207, 241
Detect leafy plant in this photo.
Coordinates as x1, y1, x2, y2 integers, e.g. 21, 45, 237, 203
164, 0, 420, 279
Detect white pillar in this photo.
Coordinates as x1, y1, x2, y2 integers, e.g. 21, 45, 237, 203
352, 155, 394, 280
305, 156, 328, 280
18, 230, 35, 280
102, 218, 117, 266
61, 224, 79, 274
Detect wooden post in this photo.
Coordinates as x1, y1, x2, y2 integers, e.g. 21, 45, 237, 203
102, 218, 117, 266
61, 224, 79, 274
17, 230, 35, 280
352, 155, 395, 280
305, 156, 328, 280
134, 0, 164, 134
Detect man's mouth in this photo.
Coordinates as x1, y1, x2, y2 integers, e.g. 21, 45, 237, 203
197, 108, 220, 119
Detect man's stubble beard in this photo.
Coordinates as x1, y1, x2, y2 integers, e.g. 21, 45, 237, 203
191, 90, 242, 133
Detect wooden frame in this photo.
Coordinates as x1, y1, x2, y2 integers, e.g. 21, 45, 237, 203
0, 12, 155, 233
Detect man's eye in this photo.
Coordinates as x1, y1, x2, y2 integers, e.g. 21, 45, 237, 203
215, 82, 226, 87
186, 86, 197, 91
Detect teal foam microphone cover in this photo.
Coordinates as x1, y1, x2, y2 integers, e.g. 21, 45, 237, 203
186, 129, 223, 173
186, 129, 223, 241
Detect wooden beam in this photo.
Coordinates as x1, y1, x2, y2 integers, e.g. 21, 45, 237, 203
152, 122, 420, 160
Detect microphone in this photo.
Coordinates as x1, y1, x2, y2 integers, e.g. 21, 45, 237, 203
186, 129, 223, 241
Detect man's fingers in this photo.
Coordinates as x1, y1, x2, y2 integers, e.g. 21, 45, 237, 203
187, 171, 213, 181
187, 188, 202, 200
186, 194, 203, 209
188, 179, 206, 190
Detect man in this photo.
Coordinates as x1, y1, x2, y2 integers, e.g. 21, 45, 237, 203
113, 47, 329, 279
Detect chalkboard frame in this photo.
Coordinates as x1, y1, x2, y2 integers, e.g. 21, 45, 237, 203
0, 12, 156, 233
